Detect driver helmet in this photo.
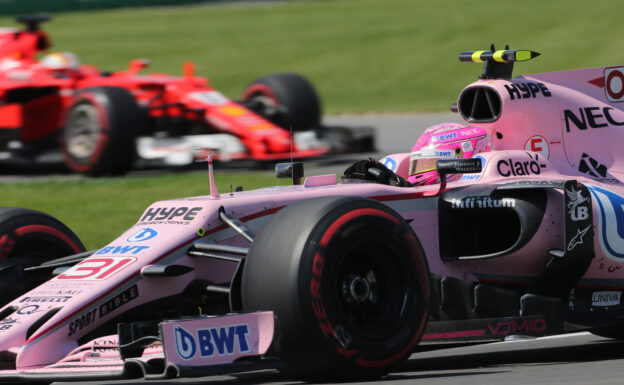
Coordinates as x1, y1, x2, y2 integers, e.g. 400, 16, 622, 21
41, 51, 80, 71
408, 122, 489, 185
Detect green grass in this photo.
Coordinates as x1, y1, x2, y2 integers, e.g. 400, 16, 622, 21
1, 171, 287, 249
1, 0, 623, 113
3, 0, 624, 247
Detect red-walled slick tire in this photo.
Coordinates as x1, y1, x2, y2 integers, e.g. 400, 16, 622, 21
242, 73, 321, 132
61, 86, 143, 176
241, 196, 430, 380
0, 207, 85, 307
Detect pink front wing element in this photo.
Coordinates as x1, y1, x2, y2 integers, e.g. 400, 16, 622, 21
161, 311, 274, 367
303, 174, 337, 187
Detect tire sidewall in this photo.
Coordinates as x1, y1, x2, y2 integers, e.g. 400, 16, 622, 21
61, 91, 110, 171
61, 86, 141, 176
297, 201, 430, 370
242, 197, 430, 378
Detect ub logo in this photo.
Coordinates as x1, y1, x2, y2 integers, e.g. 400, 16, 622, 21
566, 186, 589, 222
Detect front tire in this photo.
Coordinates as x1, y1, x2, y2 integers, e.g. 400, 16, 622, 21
242, 73, 321, 132
241, 196, 430, 380
61, 86, 143, 176
0, 208, 85, 307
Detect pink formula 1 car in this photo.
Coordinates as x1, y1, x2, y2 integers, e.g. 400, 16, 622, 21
0, 47, 622, 382
0, 16, 373, 176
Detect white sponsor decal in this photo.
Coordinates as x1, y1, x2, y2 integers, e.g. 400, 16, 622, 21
591, 291, 621, 307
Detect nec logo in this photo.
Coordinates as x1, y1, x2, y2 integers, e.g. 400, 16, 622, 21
564, 107, 624, 132
505, 82, 551, 100
174, 324, 250, 360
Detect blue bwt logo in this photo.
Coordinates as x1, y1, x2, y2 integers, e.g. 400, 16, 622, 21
174, 324, 251, 360
174, 325, 196, 360
127, 227, 158, 242
379, 157, 397, 171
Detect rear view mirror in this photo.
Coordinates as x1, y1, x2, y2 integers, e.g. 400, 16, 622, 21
436, 158, 482, 176
276, 162, 304, 185
431, 158, 483, 196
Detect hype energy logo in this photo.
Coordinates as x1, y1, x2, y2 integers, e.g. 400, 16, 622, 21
586, 185, 624, 262
174, 324, 250, 360
126, 227, 158, 243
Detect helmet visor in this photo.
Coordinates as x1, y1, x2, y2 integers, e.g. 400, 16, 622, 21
409, 148, 463, 176
409, 158, 439, 176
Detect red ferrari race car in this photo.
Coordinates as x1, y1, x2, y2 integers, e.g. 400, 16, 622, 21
0, 15, 373, 175
0, 47, 623, 382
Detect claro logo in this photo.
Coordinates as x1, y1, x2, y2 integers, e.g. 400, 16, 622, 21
497, 154, 546, 177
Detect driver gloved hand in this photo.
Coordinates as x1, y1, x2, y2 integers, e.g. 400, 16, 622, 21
344, 158, 413, 187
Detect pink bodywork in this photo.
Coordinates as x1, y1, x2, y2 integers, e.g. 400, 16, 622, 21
0, 64, 623, 373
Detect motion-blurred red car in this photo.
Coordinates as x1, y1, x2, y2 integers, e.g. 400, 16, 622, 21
0, 16, 373, 175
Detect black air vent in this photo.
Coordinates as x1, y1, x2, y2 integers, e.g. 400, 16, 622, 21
458, 86, 502, 123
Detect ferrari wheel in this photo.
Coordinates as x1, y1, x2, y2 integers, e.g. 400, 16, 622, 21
0, 208, 85, 307
241, 196, 430, 380
61, 86, 143, 176
242, 73, 321, 132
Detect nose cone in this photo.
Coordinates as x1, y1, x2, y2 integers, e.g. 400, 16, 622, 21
264, 133, 292, 153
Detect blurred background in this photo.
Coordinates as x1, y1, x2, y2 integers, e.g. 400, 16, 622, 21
1, 0, 621, 114
1, 0, 623, 247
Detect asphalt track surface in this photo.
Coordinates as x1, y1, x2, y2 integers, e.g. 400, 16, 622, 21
52, 332, 624, 385
5, 114, 623, 384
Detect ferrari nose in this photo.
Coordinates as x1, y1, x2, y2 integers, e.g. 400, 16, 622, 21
264, 133, 292, 153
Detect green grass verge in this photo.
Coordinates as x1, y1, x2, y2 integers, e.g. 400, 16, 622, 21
1, 171, 286, 250
2, 0, 624, 247
1, 0, 623, 113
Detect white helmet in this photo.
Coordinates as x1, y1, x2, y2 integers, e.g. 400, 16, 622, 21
41, 51, 80, 71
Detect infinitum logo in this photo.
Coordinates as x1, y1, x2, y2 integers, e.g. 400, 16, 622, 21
450, 197, 516, 209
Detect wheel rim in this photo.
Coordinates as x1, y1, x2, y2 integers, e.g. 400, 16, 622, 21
65, 103, 101, 159
334, 238, 412, 341
249, 92, 279, 108
247, 91, 282, 119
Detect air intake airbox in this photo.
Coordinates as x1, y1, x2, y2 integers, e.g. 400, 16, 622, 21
438, 184, 546, 260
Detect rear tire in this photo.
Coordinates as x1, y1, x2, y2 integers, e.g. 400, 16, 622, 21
61, 86, 143, 176
241, 196, 430, 380
0, 208, 85, 306
242, 73, 321, 132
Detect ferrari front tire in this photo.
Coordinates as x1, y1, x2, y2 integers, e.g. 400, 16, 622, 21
241, 196, 430, 380
61, 86, 143, 176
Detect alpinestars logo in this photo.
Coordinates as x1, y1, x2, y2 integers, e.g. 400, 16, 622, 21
567, 225, 591, 251
578, 153, 607, 178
